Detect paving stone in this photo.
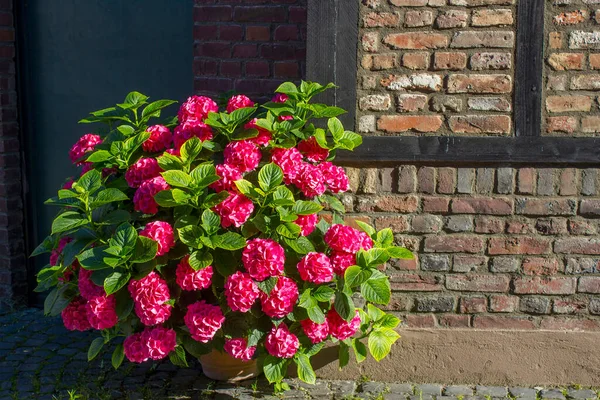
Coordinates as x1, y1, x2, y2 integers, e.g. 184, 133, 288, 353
388, 383, 414, 394
541, 389, 567, 400
331, 380, 357, 395
362, 381, 388, 394
384, 395, 409, 400
445, 385, 474, 395
567, 389, 598, 399
416, 384, 443, 395
476, 386, 508, 397
510, 387, 538, 398
438, 397, 459, 400
410, 395, 434, 400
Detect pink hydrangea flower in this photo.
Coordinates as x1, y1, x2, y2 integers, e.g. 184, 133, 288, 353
50, 237, 72, 266
298, 137, 329, 162
142, 326, 177, 360
128, 271, 172, 326
224, 271, 260, 313
62, 179, 74, 190
133, 176, 169, 215
125, 158, 162, 188
294, 214, 318, 236
358, 231, 374, 251
279, 115, 293, 121
265, 324, 299, 359
176, 255, 213, 291
174, 120, 213, 149
61, 296, 91, 332
226, 94, 254, 113
124, 332, 150, 363
165, 148, 180, 156
330, 251, 356, 276
271, 147, 303, 184
78, 268, 105, 300
324, 224, 362, 254
213, 192, 254, 228
294, 163, 326, 198
224, 338, 256, 362
209, 164, 242, 193
143, 125, 172, 152
300, 319, 329, 344
272, 93, 289, 103
223, 140, 261, 173
139, 221, 175, 257
244, 119, 272, 147
260, 276, 298, 319
297, 252, 334, 284
242, 239, 285, 281
327, 309, 361, 340
69, 134, 102, 165
184, 300, 225, 343
86, 294, 118, 330
178, 95, 218, 124
320, 162, 350, 194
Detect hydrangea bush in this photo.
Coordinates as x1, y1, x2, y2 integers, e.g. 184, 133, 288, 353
33, 82, 413, 390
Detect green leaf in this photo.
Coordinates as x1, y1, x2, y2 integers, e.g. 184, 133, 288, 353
157, 153, 183, 171
272, 186, 295, 206
190, 164, 219, 188
189, 251, 213, 270
338, 341, 350, 369
316, 106, 346, 118
368, 328, 400, 362
117, 125, 135, 136
334, 292, 354, 321
322, 195, 345, 214
77, 247, 111, 270
344, 266, 372, 288
112, 344, 125, 370
31, 236, 54, 257
161, 170, 192, 188
258, 163, 283, 192
99, 210, 131, 225
90, 189, 128, 208
141, 100, 177, 121
386, 246, 414, 259
229, 106, 257, 124
256, 276, 278, 295
328, 117, 344, 141
115, 289, 134, 320
276, 223, 301, 239
275, 82, 299, 95
307, 306, 325, 324
296, 354, 316, 384
352, 338, 368, 363
77, 170, 102, 193
43, 286, 71, 316
213, 232, 247, 250
182, 336, 211, 358
201, 209, 220, 235
178, 225, 203, 249
104, 271, 131, 295
169, 346, 189, 367
124, 91, 149, 106
180, 137, 203, 163
247, 329, 266, 348
376, 229, 394, 247
360, 271, 391, 305
86, 150, 113, 163
234, 179, 257, 198
132, 236, 158, 263
88, 337, 105, 361
202, 191, 229, 208
292, 200, 323, 216
51, 211, 88, 234
283, 236, 315, 255
377, 314, 401, 330
363, 248, 390, 268
263, 355, 288, 384
355, 221, 376, 236
305, 342, 325, 357
367, 304, 386, 322
109, 223, 137, 252
154, 190, 184, 207
312, 286, 335, 302
336, 131, 363, 151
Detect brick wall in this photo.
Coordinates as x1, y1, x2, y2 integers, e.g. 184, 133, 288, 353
357, 0, 515, 136
341, 166, 600, 329
193, 0, 307, 100
545, 0, 600, 135
0, 0, 26, 312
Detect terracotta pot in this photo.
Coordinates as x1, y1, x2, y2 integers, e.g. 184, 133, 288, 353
199, 349, 259, 382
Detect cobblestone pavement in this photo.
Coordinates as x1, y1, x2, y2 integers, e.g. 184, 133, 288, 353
1, 309, 599, 400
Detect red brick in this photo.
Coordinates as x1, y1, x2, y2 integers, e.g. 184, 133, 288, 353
549, 32, 563, 49
390, 274, 443, 291
194, 59, 218, 76
522, 257, 561, 275
377, 115, 443, 133
473, 315, 536, 329
447, 74, 512, 94
553, 299, 587, 314
433, 52, 467, 70
580, 200, 600, 217
363, 12, 400, 27
245, 61, 270, 77
517, 168, 535, 194
375, 216, 410, 232
274, 62, 299, 77
581, 117, 600, 133
446, 275, 510, 292
197, 42, 232, 58
195, 77, 233, 92
260, 44, 301, 60
559, 169, 578, 196
220, 61, 242, 77
234, 78, 280, 94
382, 294, 412, 312
513, 277, 576, 295
233, 6, 286, 22
403, 314, 436, 328
489, 295, 519, 313
232, 43, 257, 58
553, 10, 588, 26
515, 198, 576, 216
568, 219, 597, 235
451, 197, 512, 215
219, 25, 243, 41
459, 296, 487, 313
274, 25, 298, 41
578, 277, 600, 293
546, 116, 577, 134
288, 6, 306, 23
555, 238, 600, 255
396, 94, 428, 112
373, 195, 419, 212
546, 96, 592, 113
547, 53, 585, 71
246, 26, 270, 41
194, 6, 233, 22
423, 197, 450, 213
424, 236, 484, 254
506, 219, 534, 234
194, 25, 218, 40
437, 314, 470, 328
402, 52, 430, 69
488, 237, 551, 255
383, 32, 449, 49
471, 9, 514, 26
590, 53, 600, 69
539, 317, 600, 331
449, 115, 511, 134
474, 216, 504, 233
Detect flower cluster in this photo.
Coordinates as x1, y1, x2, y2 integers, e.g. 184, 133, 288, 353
42, 84, 405, 388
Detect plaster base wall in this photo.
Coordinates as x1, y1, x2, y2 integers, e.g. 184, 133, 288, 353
311, 329, 600, 386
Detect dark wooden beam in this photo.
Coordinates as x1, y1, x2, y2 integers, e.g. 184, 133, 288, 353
514, 0, 545, 137
336, 136, 600, 166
